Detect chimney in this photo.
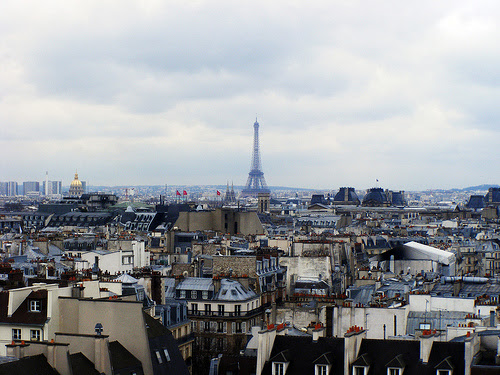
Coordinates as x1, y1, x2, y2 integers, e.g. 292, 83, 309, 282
496, 335, 500, 365
256, 325, 277, 375
213, 276, 221, 293
276, 323, 287, 336
94, 335, 110, 374
465, 331, 480, 373
452, 280, 462, 297
344, 326, 366, 372
312, 323, 326, 342
417, 330, 441, 363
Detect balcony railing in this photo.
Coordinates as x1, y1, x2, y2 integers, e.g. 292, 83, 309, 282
188, 306, 264, 318
175, 332, 195, 346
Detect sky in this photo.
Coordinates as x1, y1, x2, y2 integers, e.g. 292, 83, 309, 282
1, 1, 500, 191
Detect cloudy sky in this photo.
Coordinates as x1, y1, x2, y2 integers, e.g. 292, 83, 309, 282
1, 1, 499, 191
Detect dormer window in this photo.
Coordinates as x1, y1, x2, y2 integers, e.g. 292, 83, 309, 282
435, 356, 453, 375
270, 350, 290, 375
273, 362, 286, 375
315, 364, 330, 375
353, 366, 367, 375
388, 368, 401, 375
29, 300, 41, 312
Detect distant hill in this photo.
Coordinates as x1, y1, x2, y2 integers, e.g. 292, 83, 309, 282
461, 184, 500, 192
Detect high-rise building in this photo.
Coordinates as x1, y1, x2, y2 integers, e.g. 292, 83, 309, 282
23, 181, 40, 196
6, 182, 18, 196
0, 182, 7, 196
43, 180, 62, 196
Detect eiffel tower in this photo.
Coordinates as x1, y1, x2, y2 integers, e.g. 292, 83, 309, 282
241, 118, 270, 197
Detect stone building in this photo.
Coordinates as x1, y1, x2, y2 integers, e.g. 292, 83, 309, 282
68, 172, 84, 197
173, 277, 263, 374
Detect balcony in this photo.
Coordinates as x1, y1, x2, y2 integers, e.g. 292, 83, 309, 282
175, 332, 195, 346
188, 306, 264, 318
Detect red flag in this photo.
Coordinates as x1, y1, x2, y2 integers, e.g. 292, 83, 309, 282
176, 190, 181, 196
183, 190, 187, 195
217, 190, 221, 196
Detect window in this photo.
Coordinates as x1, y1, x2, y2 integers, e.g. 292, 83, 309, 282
155, 350, 162, 364
217, 321, 225, 333
437, 371, 451, 375
273, 363, 284, 375
192, 303, 198, 314
204, 337, 211, 350
191, 290, 198, 299
419, 323, 431, 330
202, 291, 209, 299
388, 369, 400, 375
218, 304, 225, 316
316, 365, 328, 375
205, 304, 211, 315
122, 255, 133, 265
235, 322, 242, 333
235, 305, 241, 316
354, 367, 366, 375
180, 290, 186, 299
163, 348, 171, 362
30, 329, 41, 341
204, 321, 210, 332
217, 338, 225, 351
30, 300, 41, 312
12, 329, 21, 340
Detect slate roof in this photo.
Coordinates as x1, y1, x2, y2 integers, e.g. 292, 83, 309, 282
354, 339, 421, 375
217, 355, 257, 375
0, 290, 48, 325
164, 278, 176, 299
109, 341, 143, 375
143, 312, 190, 375
406, 311, 468, 334
261, 335, 344, 375
0, 354, 59, 375
431, 280, 500, 298
176, 277, 214, 291
215, 279, 258, 301
69, 352, 100, 375
352, 338, 466, 375
114, 273, 139, 284
427, 341, 465, 375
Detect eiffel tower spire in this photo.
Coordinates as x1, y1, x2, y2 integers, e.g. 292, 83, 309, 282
241, 118, 270, 197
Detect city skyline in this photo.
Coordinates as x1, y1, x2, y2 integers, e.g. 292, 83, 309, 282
1, 1, 500, 190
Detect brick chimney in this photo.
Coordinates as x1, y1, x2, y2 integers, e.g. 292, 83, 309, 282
417, 329, 442, 363
312, 323, 326, 342
256, 325, 277, 375
344, 326, 366, 373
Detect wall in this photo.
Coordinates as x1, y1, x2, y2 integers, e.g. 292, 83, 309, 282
333, 306, 409, 339
409, 294, 475, 313
212, 256, 257, 278
175, 209, 264, 235
58, 298, 153, 374
279, 256, 332, 295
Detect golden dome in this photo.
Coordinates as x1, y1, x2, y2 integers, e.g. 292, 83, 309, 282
70, 172, 82, 188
